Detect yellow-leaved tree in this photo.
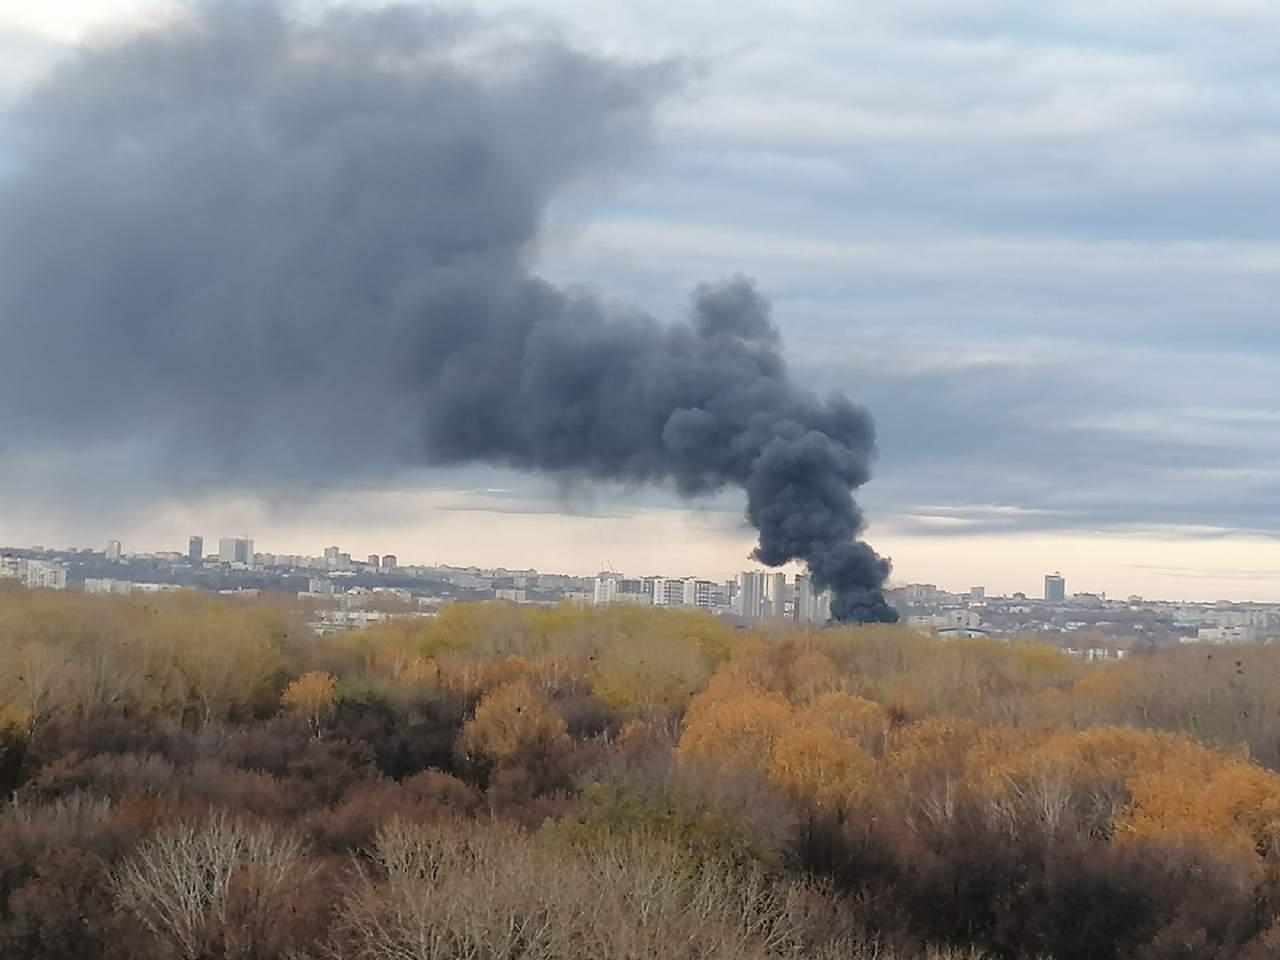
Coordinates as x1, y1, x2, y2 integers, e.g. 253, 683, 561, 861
459, 680, 569, 767
677, 676, 793, 775
281, 671, 337, 737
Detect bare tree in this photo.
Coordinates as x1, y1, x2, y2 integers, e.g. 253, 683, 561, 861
113, 813, 316, 960
335, 819, 874, 960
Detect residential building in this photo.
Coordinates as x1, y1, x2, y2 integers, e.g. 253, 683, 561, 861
767, 572, 787, 618
219, 537, 254, 565
616, 579, 652, 604
681, 578, 715, 608
105, 540, 122, 561
84, 578, 132, 595
593, 573, 619, 606
21, 559, 68, 590
650, 577, 686, 607
188, 535, 204, 565
1045, 572, 1066, 602
735, 571, 766, 619
794, 575, 832, 623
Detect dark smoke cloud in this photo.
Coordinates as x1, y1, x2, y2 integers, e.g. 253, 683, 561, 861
0, 1, 896, 622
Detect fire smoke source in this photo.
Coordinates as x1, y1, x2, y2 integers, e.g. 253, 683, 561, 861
0, 2, 898, 623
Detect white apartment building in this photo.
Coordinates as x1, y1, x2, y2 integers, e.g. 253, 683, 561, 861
84, 578, 132, 595
681, 578, 715, 608
593, 573, 619, 606
650, 577, 684, 607
793, 575, 832, 623
218, 537, 254, 565
767, 572, 787, 618
736, 571, 765, 618
1, 557, 69, 590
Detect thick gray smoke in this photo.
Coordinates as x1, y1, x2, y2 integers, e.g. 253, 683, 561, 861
0, 2, 897, 622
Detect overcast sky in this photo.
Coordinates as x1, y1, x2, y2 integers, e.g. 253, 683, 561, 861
2, 0, 1279, 600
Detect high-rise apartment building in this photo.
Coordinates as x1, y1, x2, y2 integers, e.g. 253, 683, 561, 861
593, 573, 619, 605
681, 578, 715, 608
188, 536, 204, 565
29, 560, 68, 590
1044, 572, 1066, 602
650, 577, 687, 607
734, 571, 788, 619
767, 572, 787, 618
105, 540, 122, 561
219, 537, 254, 565
735, 571, 766, 619
793, 575, 832, 623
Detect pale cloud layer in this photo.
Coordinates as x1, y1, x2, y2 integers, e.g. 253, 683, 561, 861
2, 0, 1279, 600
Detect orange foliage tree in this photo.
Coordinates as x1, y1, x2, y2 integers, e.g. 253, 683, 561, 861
281, 672, 338, 737
459, 680, 570, 767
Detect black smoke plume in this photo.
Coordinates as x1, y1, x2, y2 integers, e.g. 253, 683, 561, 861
0, 2, 897, 622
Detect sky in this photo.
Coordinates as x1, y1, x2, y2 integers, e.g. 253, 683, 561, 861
1, 0, 1278, 601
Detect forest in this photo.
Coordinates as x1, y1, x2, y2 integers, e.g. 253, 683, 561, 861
3, 582, 1280, 960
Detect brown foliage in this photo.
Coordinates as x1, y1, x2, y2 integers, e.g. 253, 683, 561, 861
9, 593, 1280, 959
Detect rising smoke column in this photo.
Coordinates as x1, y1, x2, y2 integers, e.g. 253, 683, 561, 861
0, 2, 897, 622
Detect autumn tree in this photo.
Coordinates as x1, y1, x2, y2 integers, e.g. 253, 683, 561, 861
458, 680, 570, 769
677, 678, 793, 775
113, 814, 317, 960
591, 632, 713, 713
281, 672, 337, 737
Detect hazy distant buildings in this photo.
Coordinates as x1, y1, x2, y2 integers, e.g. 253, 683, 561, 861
27, 560, 68, 590
1045, 572, 1066, 602
682, 578, 715, 608
736, 570, 789, 618
219, 537, 254, 566
593, 573, 706, 608
105, 539, 122, 561
0, 556, 23, 583
733, 570, 827, 621
616, 579, 651, 604
767, 572, 787, 618
593, 573, 618, 606
381, 555, 397, 571
650, 577, 685, 607
322, 546, 352, 569
1, 556, 68, 590
84, 578, 132, 595
593, 573, 652, 606
188, 535, 204, 565
735, 571, 766, 619
794, 575, 832, 623
367, 554, 380, 568
902, 583, 940, 604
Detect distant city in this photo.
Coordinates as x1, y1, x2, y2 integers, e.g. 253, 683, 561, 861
3, 537, 1279, 653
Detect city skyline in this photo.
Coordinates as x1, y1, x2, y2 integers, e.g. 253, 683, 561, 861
5, 516, 1278, 605
3, 3, 1280, 611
